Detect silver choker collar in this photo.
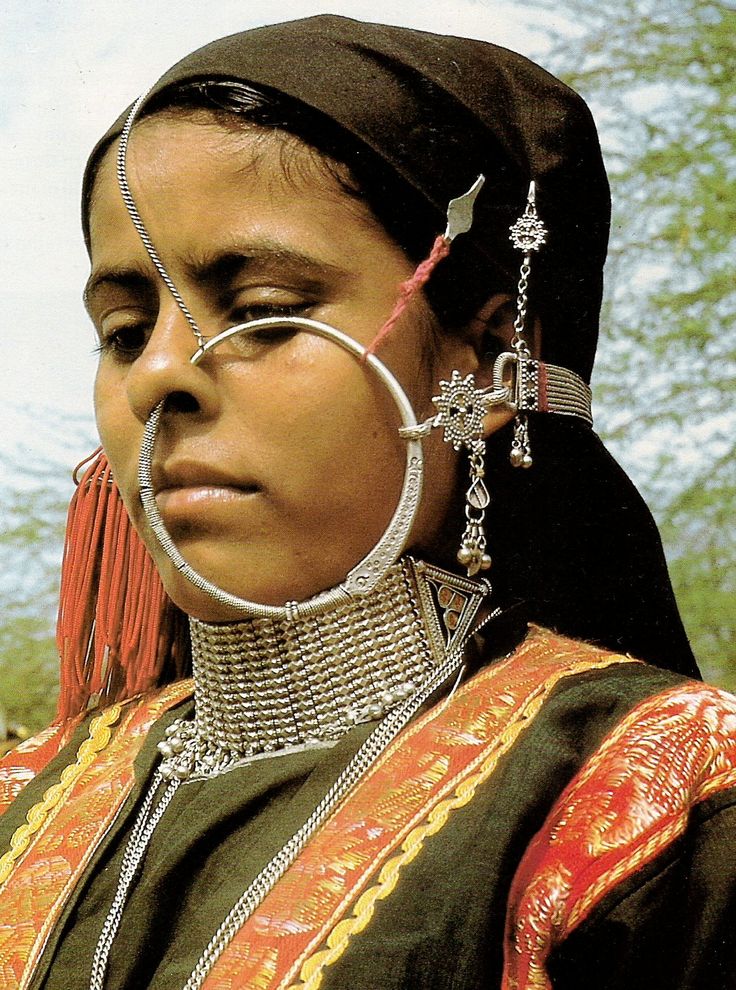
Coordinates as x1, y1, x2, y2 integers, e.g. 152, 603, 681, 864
158, 558, 490, 780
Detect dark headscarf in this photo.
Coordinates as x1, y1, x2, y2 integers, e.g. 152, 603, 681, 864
82, 15, 698, 678
83, 14, 609, 382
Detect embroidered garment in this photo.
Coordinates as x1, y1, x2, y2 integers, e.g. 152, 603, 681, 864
0, 627, 734, 990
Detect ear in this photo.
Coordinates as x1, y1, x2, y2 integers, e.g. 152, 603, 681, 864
462, 293, 542, 439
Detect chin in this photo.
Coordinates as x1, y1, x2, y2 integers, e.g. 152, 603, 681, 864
155, 551, 335, 621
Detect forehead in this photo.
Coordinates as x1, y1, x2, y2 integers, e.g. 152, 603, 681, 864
85, 113, 420, 323
87, 113, 393, 268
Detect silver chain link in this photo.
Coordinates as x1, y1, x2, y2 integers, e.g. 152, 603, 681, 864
116, 95, 206, 350
511, 256, 532, 357
89, 774, 179, 990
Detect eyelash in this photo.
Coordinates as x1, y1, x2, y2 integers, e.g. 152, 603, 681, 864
94, 303, 312, 361
230, 302, 310, 327
94, 324, 150, 361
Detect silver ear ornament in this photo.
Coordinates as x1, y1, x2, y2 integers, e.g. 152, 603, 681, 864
508, 180, 548, 468
400, 370, 509, 577
401, 180, 593, 576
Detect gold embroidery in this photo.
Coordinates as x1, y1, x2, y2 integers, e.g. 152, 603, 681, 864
285, 652, 635, 990
0, 704, 123, 887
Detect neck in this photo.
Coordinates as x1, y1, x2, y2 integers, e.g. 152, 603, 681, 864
159, 557, 490, 780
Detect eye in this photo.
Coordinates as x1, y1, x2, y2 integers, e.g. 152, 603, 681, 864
95, 323, 150, 361
227, 301, 313, 351
230, 302, 310, 326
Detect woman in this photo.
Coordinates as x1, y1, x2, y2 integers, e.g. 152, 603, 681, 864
0, 15, 734, 990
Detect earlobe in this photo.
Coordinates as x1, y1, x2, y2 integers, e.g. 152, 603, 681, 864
423, 292, 539, 442
481, 403, 516, 439
463, 293, 543, 439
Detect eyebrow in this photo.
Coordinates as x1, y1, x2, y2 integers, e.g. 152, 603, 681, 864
184, 240, 352, 288
84, 240, 354, 314
83, 266, 159, 323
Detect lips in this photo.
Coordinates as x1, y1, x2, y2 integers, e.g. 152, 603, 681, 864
153, 460, 259, 495
151, 460, 260, 521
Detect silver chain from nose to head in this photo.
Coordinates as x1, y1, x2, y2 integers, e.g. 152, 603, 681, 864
116, 94, 206, 350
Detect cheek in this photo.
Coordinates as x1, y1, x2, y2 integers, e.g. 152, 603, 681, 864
257, 351, 406, 513
93, 369, 115, 455
94, 369, 140, 504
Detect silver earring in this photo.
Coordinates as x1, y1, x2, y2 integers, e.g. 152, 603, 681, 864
508, 180, 548, 469
402, 370, 509, 577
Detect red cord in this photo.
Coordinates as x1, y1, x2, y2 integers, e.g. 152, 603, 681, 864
366, 235, 451, 356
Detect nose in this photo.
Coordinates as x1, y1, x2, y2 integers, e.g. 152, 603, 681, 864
125, 300, 220, 425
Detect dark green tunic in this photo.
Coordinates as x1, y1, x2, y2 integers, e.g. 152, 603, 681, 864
2, 653, 735, 990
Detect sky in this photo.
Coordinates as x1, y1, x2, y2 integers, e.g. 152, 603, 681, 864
0, 0, 570, 484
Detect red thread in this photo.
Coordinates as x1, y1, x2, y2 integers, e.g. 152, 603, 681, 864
56, 449, 188, 721
366, 235, 451, 356
538, 362, 549, 412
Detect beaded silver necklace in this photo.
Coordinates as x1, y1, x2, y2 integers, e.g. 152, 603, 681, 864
88, 558, 493, 990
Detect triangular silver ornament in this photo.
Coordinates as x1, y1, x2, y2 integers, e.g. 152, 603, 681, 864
410, 559, 491, 661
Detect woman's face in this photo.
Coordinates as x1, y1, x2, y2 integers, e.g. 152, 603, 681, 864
88, 114, 478, 620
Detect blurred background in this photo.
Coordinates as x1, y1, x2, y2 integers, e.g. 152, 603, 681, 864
1, 0, 733, 735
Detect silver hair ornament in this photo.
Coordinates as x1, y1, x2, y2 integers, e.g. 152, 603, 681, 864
508, 180, 548, 468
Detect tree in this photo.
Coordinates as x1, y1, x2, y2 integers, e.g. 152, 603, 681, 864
536, 0, 735, 687
0, 429, 93, 731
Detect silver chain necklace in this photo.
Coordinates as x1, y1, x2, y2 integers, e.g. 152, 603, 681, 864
87, 606, 498, 990
89, 774, 179, 990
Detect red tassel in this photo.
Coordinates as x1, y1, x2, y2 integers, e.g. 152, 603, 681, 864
56, 449, 189, 721
366, 235, 451, 357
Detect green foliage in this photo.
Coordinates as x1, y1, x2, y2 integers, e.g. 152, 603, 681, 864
538, 0, 735, 685
0, 441, 86, 732
0, 612, 59, 733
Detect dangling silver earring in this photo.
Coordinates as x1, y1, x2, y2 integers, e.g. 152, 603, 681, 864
508, 180, 548, 468
434, 371, 492, 576
401, 370, 509, 577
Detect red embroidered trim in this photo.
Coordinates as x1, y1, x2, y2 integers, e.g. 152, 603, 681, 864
0, 680, 192, 990
200, 629, 637, 990
537, 362, 549, 413
0, 717, 86, 816
502, 682, 736, 990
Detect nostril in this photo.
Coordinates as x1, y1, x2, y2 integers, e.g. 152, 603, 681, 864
163, 390, 200, 414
